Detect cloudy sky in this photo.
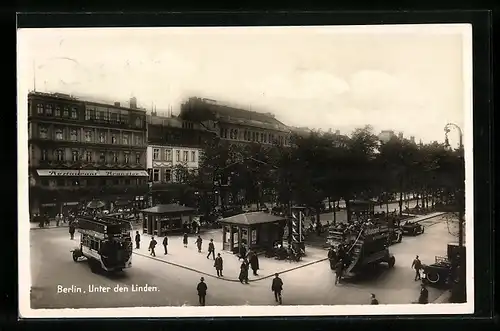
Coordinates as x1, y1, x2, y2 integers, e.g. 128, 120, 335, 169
17, 25, 471, 144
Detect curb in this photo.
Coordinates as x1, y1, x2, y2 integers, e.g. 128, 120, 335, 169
133, 251, 328, 283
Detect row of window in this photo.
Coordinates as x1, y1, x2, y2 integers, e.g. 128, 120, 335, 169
219, 127, 287, 145
39, 149, 143, 165
34, 103, 79, 119
152, 148, 198, 163
40, 178, 146, 187
85, 108, 143, 128
37, 126, 143, 145
151, 167, 197, 183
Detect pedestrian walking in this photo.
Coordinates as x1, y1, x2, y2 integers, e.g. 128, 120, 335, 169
162, 236, 168, 255
149, 237, 157, 257
248, 251, 260, 276
418, 284, 429, 304
327, 247, 337, 270
183, 233, 188, 248
69, 221, 76, 240
271, 273, 283, 304
411, 255, 422, 281
335, 259, 344, 285
214, 253, 223, 277
55, 214, 60, 227
196, 235, 203, 253
206, 239, 215, 260
135, 231, 141, 249
370, 293, 379, 305
239, 259, 249, 284
197, 277, 207, 306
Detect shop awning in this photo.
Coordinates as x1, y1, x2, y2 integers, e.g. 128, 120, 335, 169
36, 169, 149, 177
141, 204, 196, 214
220, 212, 285, 226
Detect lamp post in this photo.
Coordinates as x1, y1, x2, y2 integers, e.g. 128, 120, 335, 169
444, 123, 466, 304
444, 123, 464, 248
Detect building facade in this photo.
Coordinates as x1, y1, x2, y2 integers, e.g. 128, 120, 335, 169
146, 114, 216, 205
179, 97, 291, 147
378, 130, 397, 143
28, 92, 149, 217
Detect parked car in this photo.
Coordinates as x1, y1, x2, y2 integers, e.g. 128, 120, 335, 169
401, 220, 425, 236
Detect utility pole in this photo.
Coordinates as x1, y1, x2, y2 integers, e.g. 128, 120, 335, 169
444, 123, 465, 303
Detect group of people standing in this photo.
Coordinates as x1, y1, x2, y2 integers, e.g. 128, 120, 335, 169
237, 249, 260, 284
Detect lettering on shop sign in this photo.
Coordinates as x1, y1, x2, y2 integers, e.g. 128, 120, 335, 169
37, 170, 149, 177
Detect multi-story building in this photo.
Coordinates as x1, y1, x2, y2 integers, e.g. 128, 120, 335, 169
179, 97, 291, 147
28, 92, 149, 217
146, 113, 216, 205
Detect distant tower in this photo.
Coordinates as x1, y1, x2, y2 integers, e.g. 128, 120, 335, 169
130, 97, 137, 109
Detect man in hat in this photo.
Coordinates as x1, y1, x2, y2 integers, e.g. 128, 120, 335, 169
370, 293, 379, 305
207, 239, 215, 260
271, 273, 283, 304
197, 277, 208, 306
196, 235, 203, 253
162, 235, 168, 255
149, 237, 157, 257
135, 231, 141, 249
411, 255, 422, 281
214, 253, 223, 277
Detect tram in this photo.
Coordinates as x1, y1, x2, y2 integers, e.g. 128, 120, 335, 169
71, 216, 133, 273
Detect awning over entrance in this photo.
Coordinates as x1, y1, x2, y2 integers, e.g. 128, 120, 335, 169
36, 169, 149, 177
220, 212, 285, 226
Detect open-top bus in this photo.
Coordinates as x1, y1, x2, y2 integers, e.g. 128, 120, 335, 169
71, 216, 133, 273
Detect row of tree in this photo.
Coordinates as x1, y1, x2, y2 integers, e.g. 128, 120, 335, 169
176, 125, 464, 222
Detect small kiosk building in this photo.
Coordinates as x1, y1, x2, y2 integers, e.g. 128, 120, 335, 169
219, 212, 286, 254
141, 204, 196, 236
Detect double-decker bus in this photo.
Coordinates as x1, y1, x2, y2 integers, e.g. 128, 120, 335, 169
71, 216, 133, 273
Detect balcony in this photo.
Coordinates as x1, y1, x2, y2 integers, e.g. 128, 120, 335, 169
86, 118, 146, 131
33, 160, 146, 170
29, 137, 147, 149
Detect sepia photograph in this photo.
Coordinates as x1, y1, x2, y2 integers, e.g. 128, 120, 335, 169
17, 24, 473, 318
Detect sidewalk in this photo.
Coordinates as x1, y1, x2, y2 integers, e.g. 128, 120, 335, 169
132, 229, 327, 283
30, 221, 69, 230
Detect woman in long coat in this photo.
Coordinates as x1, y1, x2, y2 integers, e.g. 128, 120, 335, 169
248, 251, 260, 276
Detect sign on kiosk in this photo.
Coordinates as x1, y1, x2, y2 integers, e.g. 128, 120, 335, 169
36, 170, 149, 177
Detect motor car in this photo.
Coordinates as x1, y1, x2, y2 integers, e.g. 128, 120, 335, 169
401, 220, 425, 236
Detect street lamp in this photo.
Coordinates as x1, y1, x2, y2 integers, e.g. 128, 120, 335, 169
444, 123, 464, 248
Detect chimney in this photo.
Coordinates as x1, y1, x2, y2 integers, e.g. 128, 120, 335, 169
114, 102, 120, 107
130, 97, 137, 109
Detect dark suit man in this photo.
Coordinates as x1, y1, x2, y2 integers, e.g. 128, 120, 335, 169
197, 277, 208, 306
207, 239, 215, 260
271, 273, 283, 304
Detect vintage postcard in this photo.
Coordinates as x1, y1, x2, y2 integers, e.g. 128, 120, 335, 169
17, 24, 474, 318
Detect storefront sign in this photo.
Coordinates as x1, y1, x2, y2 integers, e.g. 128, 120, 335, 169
37, 170, 148, 177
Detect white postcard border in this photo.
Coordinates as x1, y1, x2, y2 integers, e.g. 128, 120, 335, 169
17, 23, 475, 318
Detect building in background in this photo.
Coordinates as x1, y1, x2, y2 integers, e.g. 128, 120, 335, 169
28, 91, 149, 217
146, 113, 216, 205
179, 97, 291, 147
378, 130, 396, 143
